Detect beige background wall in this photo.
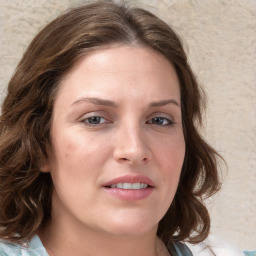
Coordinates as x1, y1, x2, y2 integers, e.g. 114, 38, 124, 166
0, 0, 255, 253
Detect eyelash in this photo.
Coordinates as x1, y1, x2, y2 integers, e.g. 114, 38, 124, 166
81, 115, 175, 127
146, 117, 175, 126
81, 116, 108, 126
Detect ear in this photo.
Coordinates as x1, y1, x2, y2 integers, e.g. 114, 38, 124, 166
40, 159, 51, 173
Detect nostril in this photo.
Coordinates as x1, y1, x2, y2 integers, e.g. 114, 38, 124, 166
118, 157, 149, 164
120, 157, 129, 161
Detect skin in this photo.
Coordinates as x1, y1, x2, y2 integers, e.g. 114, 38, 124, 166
40, 45, 185, 256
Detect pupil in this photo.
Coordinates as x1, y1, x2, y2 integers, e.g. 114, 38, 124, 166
153, 117, 163, 124
89, 117, 101, 124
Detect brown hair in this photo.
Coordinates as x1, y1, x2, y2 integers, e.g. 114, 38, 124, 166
0, 0, 221, 246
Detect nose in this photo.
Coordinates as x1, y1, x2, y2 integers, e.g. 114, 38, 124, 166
113, 123, 152, 164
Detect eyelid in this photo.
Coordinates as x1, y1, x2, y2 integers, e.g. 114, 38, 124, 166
78, 110, 108, 119
148, 112, 175, 120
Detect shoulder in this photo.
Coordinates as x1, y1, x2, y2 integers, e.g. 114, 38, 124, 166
0, 236, 48, 256
0, 240, 25, 256
0, 244, 8, 256
168, 241, 193, 256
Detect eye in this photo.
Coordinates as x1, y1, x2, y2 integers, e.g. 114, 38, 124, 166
82, 116, 108, 125
147, 117, 174, 126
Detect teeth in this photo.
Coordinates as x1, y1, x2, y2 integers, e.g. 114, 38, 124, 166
132, 183, 140, 189
123, 183, 132, 189
117, 183, 123, 189
110, 183, 148, 189
142, 183, 148, 189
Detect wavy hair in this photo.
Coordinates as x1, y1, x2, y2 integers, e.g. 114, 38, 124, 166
0, 0, 221, 246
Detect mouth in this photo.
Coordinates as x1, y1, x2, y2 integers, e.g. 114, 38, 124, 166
105, 182, 152, 190
102, 174, 154, 188
102, 175, 154, 201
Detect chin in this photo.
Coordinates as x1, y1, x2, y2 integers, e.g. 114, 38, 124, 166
98, 215, 158, 237
105, 225, 157, 237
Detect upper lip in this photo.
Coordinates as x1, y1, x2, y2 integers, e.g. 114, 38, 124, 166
103, 174, 155, 187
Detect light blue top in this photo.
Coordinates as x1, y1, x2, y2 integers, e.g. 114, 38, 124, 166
0, 235, 48, 256
0, 235, 194, 256
1, 235, 255, 255
243, 251, 256, 256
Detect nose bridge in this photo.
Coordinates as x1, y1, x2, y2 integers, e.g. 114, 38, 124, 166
113, 118, 151, 163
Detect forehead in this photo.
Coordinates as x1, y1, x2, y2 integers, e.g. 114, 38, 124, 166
56, 44, 180, 104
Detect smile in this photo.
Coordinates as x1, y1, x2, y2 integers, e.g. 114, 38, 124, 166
109, 182, 149, 189
103, 175, 154, 201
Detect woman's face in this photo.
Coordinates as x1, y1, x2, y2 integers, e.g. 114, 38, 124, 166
45, 45, 185, 237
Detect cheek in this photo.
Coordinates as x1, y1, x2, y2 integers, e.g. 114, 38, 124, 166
151, 134, 185, 221
52, 129, 96, 161
157, 131, 185, 165
50, 129, 111, 181
156, 133, 185, 185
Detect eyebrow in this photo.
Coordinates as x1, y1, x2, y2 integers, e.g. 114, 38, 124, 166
72, 97, 180, 108
149, 99, 180, 108
72, 97, 118, 107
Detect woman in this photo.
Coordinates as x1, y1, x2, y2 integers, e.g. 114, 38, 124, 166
0, 1, 221, 255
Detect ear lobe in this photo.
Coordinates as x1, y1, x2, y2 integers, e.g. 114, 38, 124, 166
40, 160, 51, 173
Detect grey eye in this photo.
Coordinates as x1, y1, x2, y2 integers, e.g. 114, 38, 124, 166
85, 116, 105, 124
150, 117, 172, 126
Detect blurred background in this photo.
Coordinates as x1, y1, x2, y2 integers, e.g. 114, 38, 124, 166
0, 0, 255, 254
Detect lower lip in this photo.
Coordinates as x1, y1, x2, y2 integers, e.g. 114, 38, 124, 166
103, 187, 154, 201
